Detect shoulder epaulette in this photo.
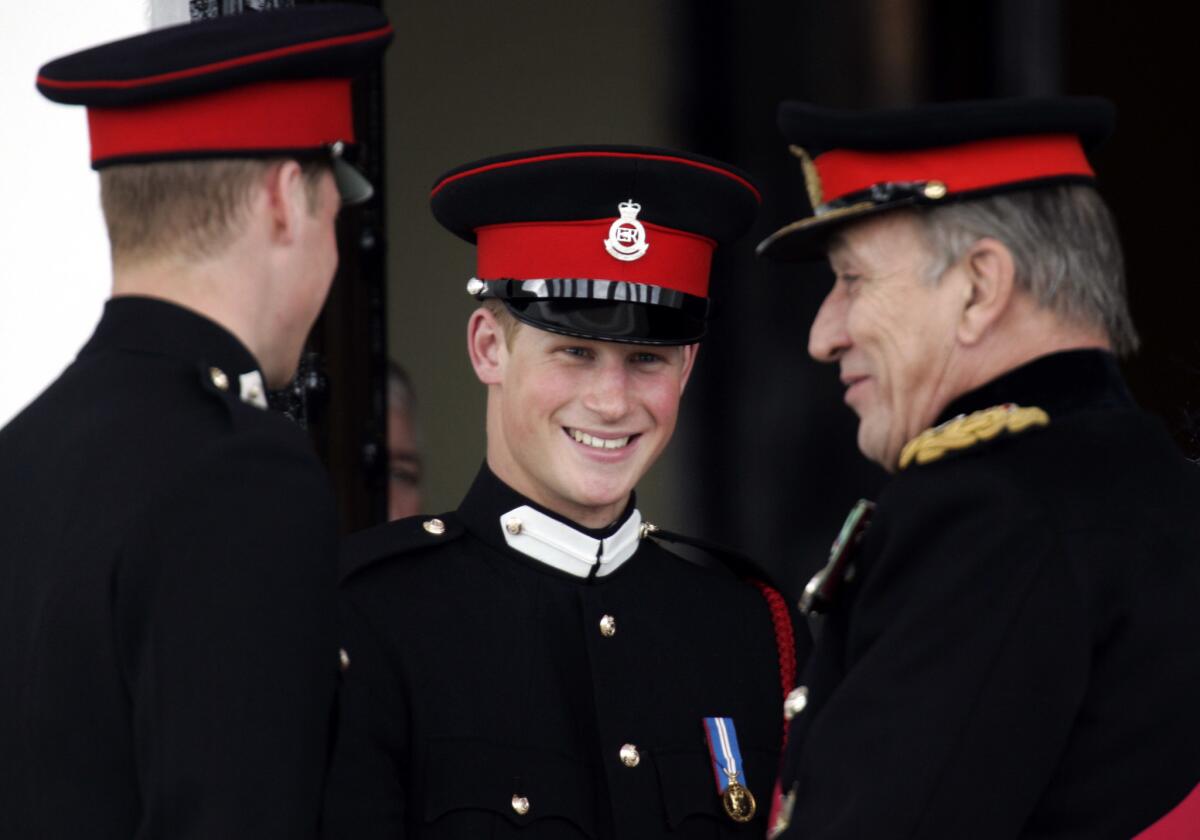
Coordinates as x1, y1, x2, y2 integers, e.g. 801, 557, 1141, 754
195, 362, 273, 426
646, 523, 800, 735
340, 513, 464, 583
898, 403, 1050, 470
643, 523, 789, 598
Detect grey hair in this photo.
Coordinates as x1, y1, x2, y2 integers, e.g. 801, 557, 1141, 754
914, 184, 1139, 356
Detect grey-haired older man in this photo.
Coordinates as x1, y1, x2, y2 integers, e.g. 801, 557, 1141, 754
759, 97, 1200, 839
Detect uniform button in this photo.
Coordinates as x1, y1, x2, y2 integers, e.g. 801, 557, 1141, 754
466, 277, 486, 296
511, 794, 530, 815
619, 743, 640, 768
923, 180, 948, 200
209, 367, 229, 391
338, 648, 351, 671
599, 615, 616, 637
505, 517, 523, 535
783, 685, 809, 721
423, 518, 446, 535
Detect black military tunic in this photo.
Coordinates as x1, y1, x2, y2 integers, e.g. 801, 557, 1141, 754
0, 297, 339, 839
773, 350, 1200, 839
323, 465, 799, 839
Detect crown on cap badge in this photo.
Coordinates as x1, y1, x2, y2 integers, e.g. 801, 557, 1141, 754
604, 199, 650, 261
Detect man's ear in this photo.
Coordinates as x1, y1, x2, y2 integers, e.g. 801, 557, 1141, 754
957, 236, 1017, 346
677, 342, 700, 394
467, 307, 508, 385
262, 160, 306, 245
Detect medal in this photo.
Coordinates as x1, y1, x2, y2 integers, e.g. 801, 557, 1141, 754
703, 716, 757, 822
722, 779, 757, 822
799, 498, 875, 614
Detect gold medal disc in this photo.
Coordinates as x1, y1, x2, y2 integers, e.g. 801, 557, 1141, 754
722, 781, 757, 822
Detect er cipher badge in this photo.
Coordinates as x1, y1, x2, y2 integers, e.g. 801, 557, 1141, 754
703, 716, 756, 823
603, 199, 650, 261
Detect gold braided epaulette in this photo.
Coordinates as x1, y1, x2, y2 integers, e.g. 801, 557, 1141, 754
898, 403, 1050, 470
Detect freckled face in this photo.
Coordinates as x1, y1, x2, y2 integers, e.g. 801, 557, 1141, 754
807, 213, 964, 470
490, 328, 696, 527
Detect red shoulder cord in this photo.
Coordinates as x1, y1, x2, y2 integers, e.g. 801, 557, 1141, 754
750, 579, 797, 749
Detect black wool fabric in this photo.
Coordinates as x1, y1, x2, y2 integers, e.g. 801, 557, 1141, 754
322, 466, 804, 839
0, 297, 339, 839
775, 350, 1200, 839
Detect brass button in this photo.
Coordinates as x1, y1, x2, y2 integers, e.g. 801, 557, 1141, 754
923, 180, 948, 200
511, 794, 530, 816
423, 518, 446, 535
619, 743, 640, 768
209, 367, 229, 391
599, 615, 616, 638
783, 685, 809, 721
505, 517, 523, 535
338, 648, 351, 671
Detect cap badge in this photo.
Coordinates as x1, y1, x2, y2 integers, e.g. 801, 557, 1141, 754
604, 200, 650, 262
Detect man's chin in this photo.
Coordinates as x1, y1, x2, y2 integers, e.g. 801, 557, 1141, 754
555, 475, 639, 522
855, 428, 897, 472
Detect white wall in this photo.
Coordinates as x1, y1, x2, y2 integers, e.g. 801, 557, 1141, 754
0, 2, 149, 426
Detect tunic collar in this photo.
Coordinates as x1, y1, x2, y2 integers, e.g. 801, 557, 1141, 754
457, 465, 642, 579
937, 349, 1134, 426
80, 296, 268, 408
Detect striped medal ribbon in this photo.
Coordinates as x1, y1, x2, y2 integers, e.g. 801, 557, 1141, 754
703, 716, 757, 823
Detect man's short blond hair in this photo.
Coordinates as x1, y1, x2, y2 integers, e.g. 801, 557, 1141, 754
100, 157, 330, 266
481, 298, 523, 348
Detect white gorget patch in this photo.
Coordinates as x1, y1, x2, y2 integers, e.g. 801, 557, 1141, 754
498, 504, 642, 578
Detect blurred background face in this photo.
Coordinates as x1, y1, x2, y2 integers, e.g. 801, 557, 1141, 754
386, 361, 422, 521
387, 401, 422, 520
488, 326, 697, 528
808, 213, 964, 470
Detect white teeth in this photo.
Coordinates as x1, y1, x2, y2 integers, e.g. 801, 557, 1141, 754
570, 429, 631, 450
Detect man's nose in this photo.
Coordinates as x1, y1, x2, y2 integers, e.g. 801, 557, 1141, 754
582, 361, 631, 421
808, 283, 850, 363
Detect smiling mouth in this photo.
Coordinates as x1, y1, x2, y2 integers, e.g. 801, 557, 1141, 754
565, 428, 637, 450
842, 376, 870, 407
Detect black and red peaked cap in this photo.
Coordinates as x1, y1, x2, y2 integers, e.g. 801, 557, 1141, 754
37, 3, 392, 204
431, 145, 761, 345
757, 97, 1115, 261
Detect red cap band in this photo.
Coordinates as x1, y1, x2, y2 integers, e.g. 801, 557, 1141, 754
86, 77, 354, 165
814, 134, 1094, 205
475, 219, 716, 298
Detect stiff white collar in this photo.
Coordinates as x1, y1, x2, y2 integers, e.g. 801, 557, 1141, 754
498, 505, 642, 578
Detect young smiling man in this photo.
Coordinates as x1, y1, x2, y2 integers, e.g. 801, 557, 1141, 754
756, 99, 1200, 838
322, 146, 803, 838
